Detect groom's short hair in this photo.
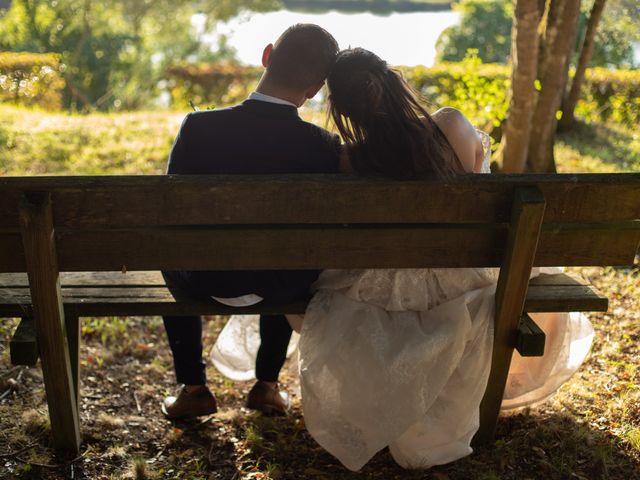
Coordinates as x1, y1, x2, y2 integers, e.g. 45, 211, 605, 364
267, 24, 338, 91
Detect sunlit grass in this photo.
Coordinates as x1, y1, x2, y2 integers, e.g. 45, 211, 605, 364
555, 121, 640, 173
3, 105, 638, 178
0, 105, 182, 175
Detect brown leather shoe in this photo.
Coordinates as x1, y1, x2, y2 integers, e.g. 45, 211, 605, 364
162, 385, 217, 420
246, 381, 290, 416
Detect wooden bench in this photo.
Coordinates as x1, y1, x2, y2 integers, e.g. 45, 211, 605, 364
1, 173, 638, 456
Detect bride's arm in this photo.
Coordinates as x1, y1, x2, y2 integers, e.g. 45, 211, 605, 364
431, 107, 484, 173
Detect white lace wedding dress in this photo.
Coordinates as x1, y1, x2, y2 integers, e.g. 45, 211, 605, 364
210, 132, 594, 470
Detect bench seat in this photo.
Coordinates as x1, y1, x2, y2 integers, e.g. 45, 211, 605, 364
0, 271, 607, 318
2, 173, 636, 454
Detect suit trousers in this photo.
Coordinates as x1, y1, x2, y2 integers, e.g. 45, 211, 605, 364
161, 269, 318, 385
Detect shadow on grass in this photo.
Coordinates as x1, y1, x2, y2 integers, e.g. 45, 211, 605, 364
556, 121, 640, 172
234, 409, 640, 480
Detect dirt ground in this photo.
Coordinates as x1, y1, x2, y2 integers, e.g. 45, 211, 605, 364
0, 265, 639, 480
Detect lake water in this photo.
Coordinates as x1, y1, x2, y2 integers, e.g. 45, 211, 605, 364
212, 9, 461, 67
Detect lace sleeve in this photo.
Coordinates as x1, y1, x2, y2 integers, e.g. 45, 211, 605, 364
476, 129, 492, 174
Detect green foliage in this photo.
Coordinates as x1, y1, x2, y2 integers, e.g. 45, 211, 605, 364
0, 0, 280, 111
438, 0, 638, 68
166, 62, 262, 109
435, 0, 512, 64
401, 54, 510, 130
0, 51, 65, 109
401, 58, 640, 131
576, 67, 640, 127
590, 0, 639, 68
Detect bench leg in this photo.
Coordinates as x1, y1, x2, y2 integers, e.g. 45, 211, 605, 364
474, 187, 546, 445
65, 313, 80, 409
19, 192, 81, 455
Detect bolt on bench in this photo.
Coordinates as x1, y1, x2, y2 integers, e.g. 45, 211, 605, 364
1, 173, 639, 455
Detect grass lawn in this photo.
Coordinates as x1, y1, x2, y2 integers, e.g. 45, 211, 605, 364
0, 105, 639, 479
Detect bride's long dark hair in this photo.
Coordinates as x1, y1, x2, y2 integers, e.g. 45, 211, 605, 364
327, 48, 462, 178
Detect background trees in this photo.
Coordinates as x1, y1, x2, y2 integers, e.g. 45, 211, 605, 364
497, 0, 638, 172
0, 0, 280, 110
435, 0, 513, 64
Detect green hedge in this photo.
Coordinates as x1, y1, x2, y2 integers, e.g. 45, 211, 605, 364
165, 62, 262, 109
0, 52, 65, 110
165, 56, 639, 130
400, 58, 510, 130
577, 67, 640, 127
400, 58, 640, 130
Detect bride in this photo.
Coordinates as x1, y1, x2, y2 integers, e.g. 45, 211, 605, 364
212, 48, 594, 471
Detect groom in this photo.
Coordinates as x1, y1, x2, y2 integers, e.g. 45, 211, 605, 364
161, 24, 340, 419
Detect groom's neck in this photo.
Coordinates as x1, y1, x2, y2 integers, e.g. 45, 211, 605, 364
256, 77, 305, 108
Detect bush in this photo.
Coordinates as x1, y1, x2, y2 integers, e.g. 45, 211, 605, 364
401, 55, 510, 130
399, 58, 640, 130
0, 52, 65, 110
165, 62, 262, 109
576, 67, 640, 127
163, 57, 639, 130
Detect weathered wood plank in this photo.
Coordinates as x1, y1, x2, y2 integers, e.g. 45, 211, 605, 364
1, 174, 639, 228
19, 192, 80, 454
9, 316, 38, 366
54, 223, 640, 271
0, 271, 166, 288
3, 221, 637, 274
0, 271, 610, 316
525, 284, 608, 312
515, 314, 546, 357
0, 270, 601, 288
536, 222, 640, 266
475, 187, 546, 445
52, 226, 507, 271
529, 271, 591, 286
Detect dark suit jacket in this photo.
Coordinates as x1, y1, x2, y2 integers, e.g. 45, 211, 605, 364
168, 100, 340, 175
165, 99, 340, 303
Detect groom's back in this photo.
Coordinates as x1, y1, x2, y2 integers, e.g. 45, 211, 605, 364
167, 100, 340, 175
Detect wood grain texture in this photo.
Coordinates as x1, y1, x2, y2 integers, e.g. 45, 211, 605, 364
1, 174, 639, 228
2, 221, 638, 273
0, 271, 609, 317
475, 187, 546, 445
19, 192, 80, 454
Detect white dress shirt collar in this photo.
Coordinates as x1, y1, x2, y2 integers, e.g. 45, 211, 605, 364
248, 91, 298, 108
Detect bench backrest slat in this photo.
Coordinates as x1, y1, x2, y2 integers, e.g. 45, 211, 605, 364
1, 223, 638, 272
1, 174, 639, 227
1, 174, 638, 273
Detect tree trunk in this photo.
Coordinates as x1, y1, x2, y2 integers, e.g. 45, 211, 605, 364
499, 0, 543, 173
558, 0, 608, 131
526, 0, 581, 172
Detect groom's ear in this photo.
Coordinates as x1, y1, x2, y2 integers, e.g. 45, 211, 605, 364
262, 44, 274, 68
304, 81, 325, 100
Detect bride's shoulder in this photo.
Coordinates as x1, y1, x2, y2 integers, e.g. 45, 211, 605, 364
431, 106, 467, 122
428, 107, 483, 173
430, 107, 475, 140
